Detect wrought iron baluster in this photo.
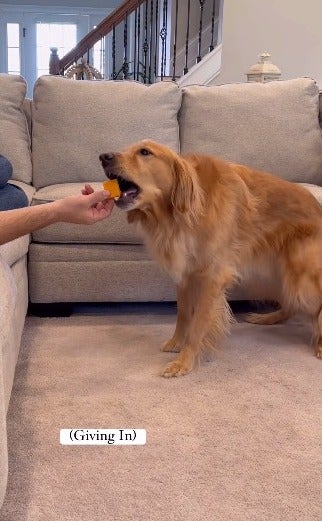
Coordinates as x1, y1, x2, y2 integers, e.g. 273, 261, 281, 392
58, 0, 218, 84
134, 7, 138, 81
143, 0, 148, 83
171, 0, 178, 81
183, 0, 191, 75
148, 0, 154, 83
164, 0, 168, 76
123, 13, 129, 79
197, 0, 206, 63
209, 0, 216, 51
154, 0, 159, 80
160, 0, 168, 80
137, 4, 141, 81
112, 24, 116, 79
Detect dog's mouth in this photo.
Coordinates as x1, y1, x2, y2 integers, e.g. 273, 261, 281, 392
105, 170, 140, 207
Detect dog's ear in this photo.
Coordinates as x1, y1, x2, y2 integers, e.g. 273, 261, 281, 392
171, 156, 203, 221
171, 156, 194, 213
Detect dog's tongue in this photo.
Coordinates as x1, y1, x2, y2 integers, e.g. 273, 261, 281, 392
119, 187, 138, 203
122, 187, 137, 196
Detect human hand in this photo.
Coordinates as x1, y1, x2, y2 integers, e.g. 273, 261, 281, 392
53, 185, 114, 224
81, 184, 96, 196
81, 183, 115, 221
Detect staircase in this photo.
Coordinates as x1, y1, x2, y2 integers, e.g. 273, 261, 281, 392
49, 0, 223, 86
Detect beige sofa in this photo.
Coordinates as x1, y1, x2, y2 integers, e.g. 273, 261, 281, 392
1, 73, 322, 507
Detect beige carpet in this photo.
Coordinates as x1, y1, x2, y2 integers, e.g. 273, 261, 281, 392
1, 304, 322, 521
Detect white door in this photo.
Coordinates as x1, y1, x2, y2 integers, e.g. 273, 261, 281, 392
0, 8, 107, 97
25, 13, 88, 96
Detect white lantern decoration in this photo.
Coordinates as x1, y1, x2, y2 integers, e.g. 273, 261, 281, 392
246, 53, 281, 83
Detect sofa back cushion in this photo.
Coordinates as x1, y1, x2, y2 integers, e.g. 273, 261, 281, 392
179, 78, 322, 184
0, 74, 32, 184
32, 76, 182, 189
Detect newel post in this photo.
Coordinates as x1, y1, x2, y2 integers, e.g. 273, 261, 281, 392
49, 47, 60, 75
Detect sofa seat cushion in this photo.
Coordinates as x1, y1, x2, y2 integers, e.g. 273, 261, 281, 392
0, 235, 29, 268
180, 78, 322, 185
32, 76, 182, 189
0, 74, 32, 184
28, 243, 176, 303
29, 242, 153, 262
31, 183, 143, 244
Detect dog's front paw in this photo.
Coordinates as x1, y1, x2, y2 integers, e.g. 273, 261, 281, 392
161, 338, 181, 353
161, 357, 193, 378
315, 345, 322, 359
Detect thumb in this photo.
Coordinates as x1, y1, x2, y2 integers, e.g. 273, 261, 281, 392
86, 190, 110, 205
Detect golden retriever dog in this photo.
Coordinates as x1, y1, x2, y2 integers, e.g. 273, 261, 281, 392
100, 140, 322, 377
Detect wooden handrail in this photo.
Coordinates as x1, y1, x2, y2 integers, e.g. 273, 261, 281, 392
59, 0, 146, 73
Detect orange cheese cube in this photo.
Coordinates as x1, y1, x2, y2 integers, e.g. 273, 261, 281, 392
103, 179, 121, 199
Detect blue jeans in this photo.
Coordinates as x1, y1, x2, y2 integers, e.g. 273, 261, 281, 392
0, 184, 29, 211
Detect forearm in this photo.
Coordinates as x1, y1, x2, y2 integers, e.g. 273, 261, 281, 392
0, 189, 113, 246
0, 202, 60, 245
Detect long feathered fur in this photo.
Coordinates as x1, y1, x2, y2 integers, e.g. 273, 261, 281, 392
102, 139, 322, 376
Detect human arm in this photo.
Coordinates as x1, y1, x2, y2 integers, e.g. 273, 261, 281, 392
0, 187, 114, 246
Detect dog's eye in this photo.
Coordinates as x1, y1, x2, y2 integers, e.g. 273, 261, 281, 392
139, 148, 152, 156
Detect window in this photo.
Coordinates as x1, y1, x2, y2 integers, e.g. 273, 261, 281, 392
7, 23, 20, 75
36, 22, 77, 77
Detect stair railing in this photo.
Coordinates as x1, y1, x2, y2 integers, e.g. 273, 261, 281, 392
49, 0, 221, 84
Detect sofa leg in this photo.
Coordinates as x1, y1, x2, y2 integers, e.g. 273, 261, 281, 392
28, 302, 73, 317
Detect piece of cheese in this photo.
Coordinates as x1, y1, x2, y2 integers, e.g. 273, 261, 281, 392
103, 179, 121, 199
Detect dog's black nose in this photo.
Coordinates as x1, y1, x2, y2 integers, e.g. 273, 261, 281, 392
99, 153, 115, 165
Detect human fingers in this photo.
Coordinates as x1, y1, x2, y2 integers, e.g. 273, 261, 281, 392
82, 184, 95, 195
92, 198, 114, 221
104, 199, 115, 215
86, 190, 110, 206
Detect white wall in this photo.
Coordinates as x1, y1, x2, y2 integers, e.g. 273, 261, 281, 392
216, 0, 322, 86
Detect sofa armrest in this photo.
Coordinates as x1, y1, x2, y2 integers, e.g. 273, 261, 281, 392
9, 181, 35, 204
0, 366, 8, 509
0, 256, 16, 509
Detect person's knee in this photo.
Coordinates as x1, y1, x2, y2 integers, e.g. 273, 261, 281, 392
0, 154, 28, 211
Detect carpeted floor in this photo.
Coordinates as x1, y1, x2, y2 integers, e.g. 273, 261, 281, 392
1, 304, 322, 521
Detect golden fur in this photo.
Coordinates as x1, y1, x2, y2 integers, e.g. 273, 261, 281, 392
100, 139, 322, 377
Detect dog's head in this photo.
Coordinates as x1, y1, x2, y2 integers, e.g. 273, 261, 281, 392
99, 140, 203, 220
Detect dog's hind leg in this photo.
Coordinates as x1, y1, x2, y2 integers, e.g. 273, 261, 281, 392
280, 239, 322, 358
244, 308, 292, 325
